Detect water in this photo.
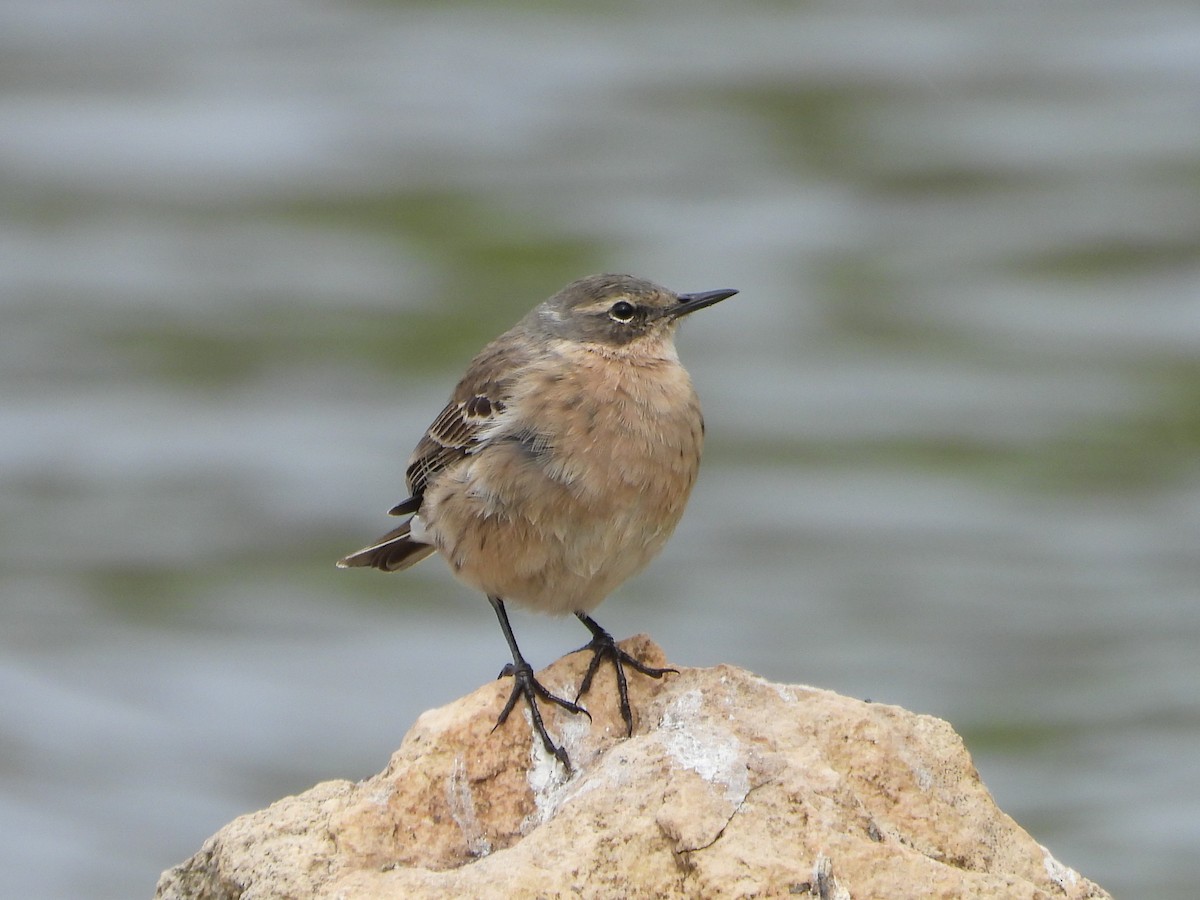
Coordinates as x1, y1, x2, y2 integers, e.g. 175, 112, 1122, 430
2, 2, 1198, 897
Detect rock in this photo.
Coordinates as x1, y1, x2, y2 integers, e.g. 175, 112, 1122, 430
155, 636, 1111, 900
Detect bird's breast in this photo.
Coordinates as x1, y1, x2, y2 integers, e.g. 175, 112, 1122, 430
422, 345, 705, 613
521, 348, 704, 501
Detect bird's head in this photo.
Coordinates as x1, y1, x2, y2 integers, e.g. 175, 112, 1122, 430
530, 273, 737, 353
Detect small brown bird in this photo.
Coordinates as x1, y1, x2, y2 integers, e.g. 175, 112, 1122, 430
338, 273, 736, 766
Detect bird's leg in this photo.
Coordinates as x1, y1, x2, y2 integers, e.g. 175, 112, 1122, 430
488, 596, 588, 769
573, 612, 678, 737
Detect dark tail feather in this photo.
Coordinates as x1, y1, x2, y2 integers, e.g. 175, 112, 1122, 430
336, 520, 436, 572
388, 495, 421, 517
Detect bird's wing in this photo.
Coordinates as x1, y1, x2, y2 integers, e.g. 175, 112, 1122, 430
399, 335, 530, 508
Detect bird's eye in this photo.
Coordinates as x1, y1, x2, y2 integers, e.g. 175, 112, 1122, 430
608, 300, 637, 323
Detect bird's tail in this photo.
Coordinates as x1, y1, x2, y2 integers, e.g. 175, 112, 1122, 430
336, 519, 436, 572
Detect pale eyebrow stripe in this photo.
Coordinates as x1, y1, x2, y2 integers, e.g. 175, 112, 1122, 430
575, 297, 631, 314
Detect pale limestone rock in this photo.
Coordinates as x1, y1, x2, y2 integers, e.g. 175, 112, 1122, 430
155, 636, 1111, 900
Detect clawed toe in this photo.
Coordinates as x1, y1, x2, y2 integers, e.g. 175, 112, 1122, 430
494, 661, 589, 769
573, 614, 678, 737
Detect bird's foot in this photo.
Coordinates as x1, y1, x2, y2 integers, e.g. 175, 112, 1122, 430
573, 617, 678, 737
494, 661, 590, 770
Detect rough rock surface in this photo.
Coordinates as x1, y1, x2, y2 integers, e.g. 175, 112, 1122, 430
156, 636, 1111, 899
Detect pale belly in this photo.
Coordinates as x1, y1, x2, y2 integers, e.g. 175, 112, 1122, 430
419, 371, 704, 614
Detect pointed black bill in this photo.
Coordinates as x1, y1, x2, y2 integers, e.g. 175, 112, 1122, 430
669, 287, 738, 318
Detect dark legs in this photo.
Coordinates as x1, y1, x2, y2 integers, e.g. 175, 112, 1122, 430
489, 595, 588, 768
573, 612, 678, 737
487, 597, 674, 765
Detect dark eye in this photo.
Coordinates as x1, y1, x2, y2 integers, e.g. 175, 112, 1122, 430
608, 300, 636, 323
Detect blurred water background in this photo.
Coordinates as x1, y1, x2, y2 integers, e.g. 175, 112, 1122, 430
3, 1, 1199, 897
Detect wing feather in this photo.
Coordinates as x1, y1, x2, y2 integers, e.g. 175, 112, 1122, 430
340, 326, 536, 572
402, 333, 531, 502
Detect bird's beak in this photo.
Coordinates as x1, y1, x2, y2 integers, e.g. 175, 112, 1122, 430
669, 288, 739, 318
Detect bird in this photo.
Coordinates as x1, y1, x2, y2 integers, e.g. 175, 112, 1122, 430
337, 273, 737, 767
